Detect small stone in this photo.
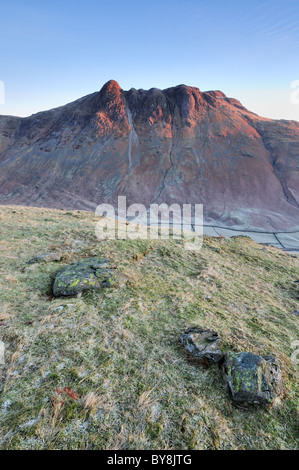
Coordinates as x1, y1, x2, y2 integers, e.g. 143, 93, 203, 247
223, 351, 283, 406
180, 327, 223, 363
291, 310, 299, 316
53, 306, 64, 312
53, 257, 115, 297
27, 252, 62, 264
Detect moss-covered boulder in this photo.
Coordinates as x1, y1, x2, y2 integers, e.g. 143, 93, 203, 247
223, 352, 282, 406
180, 327, 223, 363
53, 257, 115, 297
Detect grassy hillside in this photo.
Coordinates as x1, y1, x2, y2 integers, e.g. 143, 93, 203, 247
0, 205, 298, 450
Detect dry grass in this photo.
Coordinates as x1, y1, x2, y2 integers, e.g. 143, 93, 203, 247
0, 204, 298, 450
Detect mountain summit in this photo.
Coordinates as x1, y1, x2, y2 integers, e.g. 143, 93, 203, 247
0, 81, 298, 231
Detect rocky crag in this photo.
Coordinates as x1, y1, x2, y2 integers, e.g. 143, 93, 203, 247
0, 80, 298, 231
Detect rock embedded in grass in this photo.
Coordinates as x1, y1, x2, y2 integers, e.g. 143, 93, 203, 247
53, 257, 115, 297
180, 327, 223, 363
27, 252, 62, 264
223, 351, 283, 407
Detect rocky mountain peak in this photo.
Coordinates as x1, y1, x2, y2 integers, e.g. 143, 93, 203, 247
100, 79, 123, 96
0, 82, 298, 231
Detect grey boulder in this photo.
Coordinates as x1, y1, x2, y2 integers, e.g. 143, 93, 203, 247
180, 327, 223, 363
223, 351, 283, 406
53, 257, 115, 297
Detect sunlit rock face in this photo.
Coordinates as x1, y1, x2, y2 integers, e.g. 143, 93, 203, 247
0, 80, 298, 231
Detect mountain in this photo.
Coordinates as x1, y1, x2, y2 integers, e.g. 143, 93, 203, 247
0, 80, 298, 231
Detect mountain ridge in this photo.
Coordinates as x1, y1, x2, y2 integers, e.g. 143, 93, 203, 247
0, 80, 298, 231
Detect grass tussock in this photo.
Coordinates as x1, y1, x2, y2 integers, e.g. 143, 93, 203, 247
0, 205, 298, 450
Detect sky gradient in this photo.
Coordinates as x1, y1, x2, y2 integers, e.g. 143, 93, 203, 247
1, 0, 299, 120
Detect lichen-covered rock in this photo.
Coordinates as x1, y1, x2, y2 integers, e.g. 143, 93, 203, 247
27, 252, 62, 264
223, 352, 282, 406
180, 327, 223, 363
53, 257, 115, 297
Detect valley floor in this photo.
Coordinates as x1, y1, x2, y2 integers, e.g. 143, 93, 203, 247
203, 226, 299, 254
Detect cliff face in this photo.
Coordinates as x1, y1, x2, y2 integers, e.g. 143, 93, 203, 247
0, 80, 298, 230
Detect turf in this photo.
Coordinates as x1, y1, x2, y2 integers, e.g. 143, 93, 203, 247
0, 205, 298, 450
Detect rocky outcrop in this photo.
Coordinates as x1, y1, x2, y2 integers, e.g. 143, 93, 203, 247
0, 80, 298, 231
180, 328, 283, 407
180, 327, 222, 363
53, 257, 115, 296
223, 352, 283, 406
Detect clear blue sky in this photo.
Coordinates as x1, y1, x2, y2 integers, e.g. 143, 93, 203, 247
1, 0, 299, 120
